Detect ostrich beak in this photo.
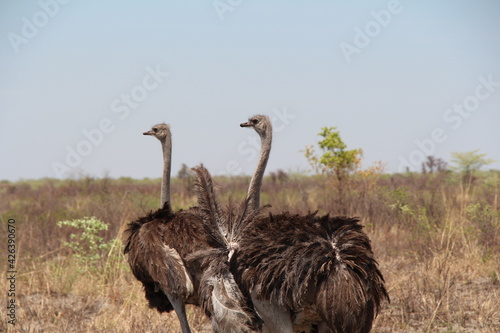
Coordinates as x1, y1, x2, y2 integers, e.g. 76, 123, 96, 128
240, 121, 252, 127
143, 130, 154, 135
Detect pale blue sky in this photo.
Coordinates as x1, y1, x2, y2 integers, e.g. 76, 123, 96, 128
1, 1, 499, 180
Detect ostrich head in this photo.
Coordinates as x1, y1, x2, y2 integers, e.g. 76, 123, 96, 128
143, 123, 170, 141
240, 115, 271, 138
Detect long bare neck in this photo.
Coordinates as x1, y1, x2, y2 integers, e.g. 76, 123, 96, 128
247, 129, 272, 211
160, 133, 172, 207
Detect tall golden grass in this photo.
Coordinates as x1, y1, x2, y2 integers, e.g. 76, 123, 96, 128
1, 171, 499, 332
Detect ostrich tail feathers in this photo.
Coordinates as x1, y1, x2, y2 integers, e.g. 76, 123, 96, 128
192, 164, 227, 246
192, 164, 264, 247
315, 216, 390, 332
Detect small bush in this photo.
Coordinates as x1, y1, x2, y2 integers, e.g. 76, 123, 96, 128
57, 217, 114, 270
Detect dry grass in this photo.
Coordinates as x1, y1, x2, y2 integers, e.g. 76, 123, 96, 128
1, 171, 499, 332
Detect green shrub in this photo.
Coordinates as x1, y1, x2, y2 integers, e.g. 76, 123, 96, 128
57, 217, 113, 269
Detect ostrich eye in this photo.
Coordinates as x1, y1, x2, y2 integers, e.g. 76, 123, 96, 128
252, 119, 259, 124
153, 128, 158, 133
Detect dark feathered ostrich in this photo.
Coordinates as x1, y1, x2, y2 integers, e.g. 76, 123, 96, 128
192, 115, 389, 332
123, 124, 204, 333
123, 124, 259, 333
232, 212, 388, 333
239, 115, 389, 332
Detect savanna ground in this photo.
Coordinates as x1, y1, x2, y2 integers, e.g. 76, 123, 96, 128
1, 170, 499, 332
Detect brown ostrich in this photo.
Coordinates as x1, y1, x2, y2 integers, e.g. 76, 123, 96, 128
123, 123, 258, 333
192, 115, 389, 332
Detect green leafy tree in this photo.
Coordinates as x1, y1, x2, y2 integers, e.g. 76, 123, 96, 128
450, 149, 494, 175
304, 127, 362, 211
451, 150, 494, 196
305, 127, 362, 183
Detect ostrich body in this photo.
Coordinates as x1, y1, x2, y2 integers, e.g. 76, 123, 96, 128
233, 115, 389, 332
123, 124, 258, 333
232, 212, 388, 332
123, 124, 198, 333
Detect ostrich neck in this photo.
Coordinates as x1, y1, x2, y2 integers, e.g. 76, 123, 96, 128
160, 134, 172, 207
247, 130, 272, 211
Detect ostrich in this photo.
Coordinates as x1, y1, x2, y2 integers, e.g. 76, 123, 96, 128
239, 115, 389, 332
232, 212, 389, 332
123, 123, 196, 333
123, 124, 259, 333
193, 115, 389, 332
